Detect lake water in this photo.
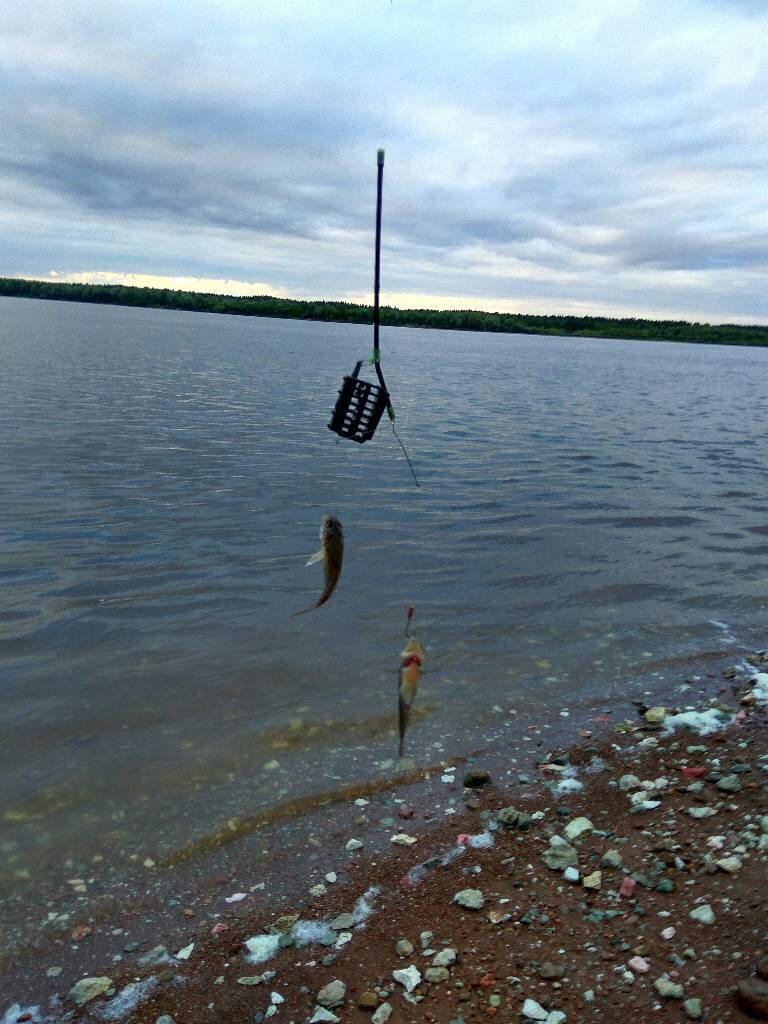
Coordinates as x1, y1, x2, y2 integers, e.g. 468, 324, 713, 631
1, 296, 767, 890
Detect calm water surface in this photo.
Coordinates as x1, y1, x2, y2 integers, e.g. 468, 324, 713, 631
1, 296, 767, 886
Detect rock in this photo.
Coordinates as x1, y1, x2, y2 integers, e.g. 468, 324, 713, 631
497, 806, 533, 830
545, 1013, 567, 1024
582, 870, 601, 890
357, 991, 379, 1009
543, 836, 578, 870
330, 913, 354, 930
644, 706, 667, 724
136, 945, 170, 968
453, 888, 484, 909
682, 998, 703, 1020
269, 913, 299, 935
432, 948, 457, 967
69, 977, 113, 1007
522, 998, 550, 1020
419, 930, 434, 948
687, 806, 716, 819
716, 774, 741, 793
715, 855, 742, 873
654, 977, 684, 999
563, 866, 580, 882
463, 768, 491, 788
371, 1004, 393, 1024
238, 976, 266, 986
345, 839, 363, 851
392, 965, 422, 992
309, 884, 327, 897
539, 962, 565, 980
689, 904, 716, 924
310, 1010, 340, 1024
656, 878, 675, 893
564, 817, 594, 840
316, 980, 347, 1008
628, 956, 649, 974
618, 774, 642, 790
391, 833, 418, 846
425, 967, 450, 983
396, 939, 414, 957
602, 849, 623, 868
735, 977, 768, 1020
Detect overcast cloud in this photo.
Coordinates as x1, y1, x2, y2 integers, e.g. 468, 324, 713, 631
2, 0, 767, 322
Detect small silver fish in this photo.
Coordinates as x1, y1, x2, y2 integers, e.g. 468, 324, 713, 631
293, 514, 344, 615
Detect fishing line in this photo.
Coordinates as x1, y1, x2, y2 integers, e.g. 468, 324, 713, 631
392, 422, 421, 487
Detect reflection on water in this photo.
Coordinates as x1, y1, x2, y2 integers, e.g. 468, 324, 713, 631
1, 296, 767, 888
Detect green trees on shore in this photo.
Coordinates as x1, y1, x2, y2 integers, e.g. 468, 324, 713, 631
2, 276, 766, 346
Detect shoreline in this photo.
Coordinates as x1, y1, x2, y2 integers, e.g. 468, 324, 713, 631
3, 655, 767, 1022
3, 282, 768, 347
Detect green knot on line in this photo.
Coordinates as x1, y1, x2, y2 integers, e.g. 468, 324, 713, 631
368, 348, 381, 365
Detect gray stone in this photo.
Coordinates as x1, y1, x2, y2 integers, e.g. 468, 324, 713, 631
316, 979, 347, 1008
463, 769, 491, 788
543, 837, 578, 870
396, 939, 414, 957
425, 967, 450, 983
654, 977, 684, 999
136, 945, 170, 968
497, 806, 533, 830
602, 849, 623, 868
618, 774, 642, 791
453, 888, 484, 909
310, 1010, 340, 1024
716, 774, 741, 793
522, 998, 549, 1020
564, 817, 594, 840
735, 977, 768, 1020
432, 948, 457, 968
539, 962, 565, 980
687, 806, 716, 819
330, 913, 354, 931
682, 998, 703, 1020
371, 1004, 392, 1024
69, 977, 113, 1007
689, 904, 715, 925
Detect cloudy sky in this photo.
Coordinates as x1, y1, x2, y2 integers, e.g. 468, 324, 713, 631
2, 0, 767, 323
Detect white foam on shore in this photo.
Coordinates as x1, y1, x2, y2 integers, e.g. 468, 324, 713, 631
664, 707, 734, 736
351, 886, 380, 925
244, 934, 281, 964
292, 920, 334, 946
97, 977, 160, 1021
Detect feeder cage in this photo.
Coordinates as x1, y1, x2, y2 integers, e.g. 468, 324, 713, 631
328, 361, 389, 444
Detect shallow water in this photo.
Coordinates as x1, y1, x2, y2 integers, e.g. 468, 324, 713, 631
1, 296, 766, 885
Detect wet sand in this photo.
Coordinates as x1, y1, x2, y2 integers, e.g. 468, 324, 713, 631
2, 656, 767, 1023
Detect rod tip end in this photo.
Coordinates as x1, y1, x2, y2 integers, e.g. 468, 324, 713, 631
377, 148, 385, 165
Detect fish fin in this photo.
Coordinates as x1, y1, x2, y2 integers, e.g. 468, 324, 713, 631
305, 549, 323, 566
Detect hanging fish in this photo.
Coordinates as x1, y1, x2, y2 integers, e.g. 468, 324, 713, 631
293, 514, 344, 616
398, 606, 425, 757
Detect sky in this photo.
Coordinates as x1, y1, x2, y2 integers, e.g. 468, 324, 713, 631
2, 0, 767, 324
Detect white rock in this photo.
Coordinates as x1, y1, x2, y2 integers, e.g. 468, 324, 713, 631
432, 948, 457, 967
522, 998, 550, 1020
310, 1009, 339, 1024
392, 965, 422, 992
371, 1004, 392, 1024
546, 1013, 567, 1024
176, 943, 194, 960
564, 817, 594, 840
391, 834, 418, 846
563, 866, 580, 882
345, 839, 363, 851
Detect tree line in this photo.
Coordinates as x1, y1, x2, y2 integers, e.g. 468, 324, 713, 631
2, 276, 767, 347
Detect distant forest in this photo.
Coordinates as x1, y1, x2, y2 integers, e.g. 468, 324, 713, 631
2, 276, 767, 347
